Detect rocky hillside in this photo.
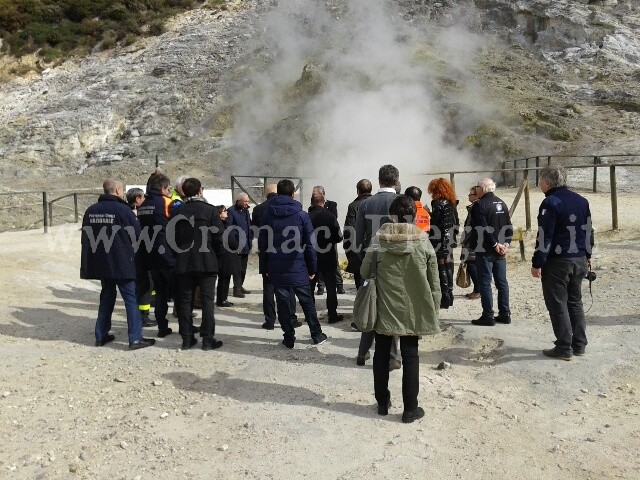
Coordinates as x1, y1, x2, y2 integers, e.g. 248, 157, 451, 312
0, 0, 638, 193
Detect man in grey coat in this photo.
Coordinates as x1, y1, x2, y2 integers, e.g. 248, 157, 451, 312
353, 165, 400, 368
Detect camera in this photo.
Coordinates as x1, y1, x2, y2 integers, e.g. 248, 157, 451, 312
585, 271, 596, 282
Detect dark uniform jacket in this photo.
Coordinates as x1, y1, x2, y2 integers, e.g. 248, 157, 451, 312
468, 192, 513, 254
532, 186, 594, 268
137, 189, 175, 269
343, 193, 371, 273
218, 218, 241, 278
258, 195, 317, 287
172, 197, 224, 275
429, 199, 460, 259
227, 204, 253, 254
308, 206, 343, 271
251, 193, 277, 228
81, 194, 141, 280
324, 200, 338, 218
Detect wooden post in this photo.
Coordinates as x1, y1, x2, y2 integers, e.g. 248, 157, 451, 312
42, 192, 48, 234
501, 161, 506, 186
449, 172, 455, 190
547, 156, 551, 166
514, 159, 518, 188
230, 176, 235, 205
610, 165, 618, 230
524, 169, 531, 231
535, 156, 540, 185
593, 156, 598, 193
74, 193, 79, 223
525, 158, 530, 187
155, 154, 159, 168
48, 202, 53, 227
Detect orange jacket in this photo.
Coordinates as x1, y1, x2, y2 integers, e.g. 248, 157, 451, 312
415, 201, 430, 232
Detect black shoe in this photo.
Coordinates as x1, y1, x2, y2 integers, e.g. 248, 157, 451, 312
316, 288, 325, 295
192, 325, 201, 334
573, 346, 586, 356
202, 337, 223, 351
232, 290, 245, 298
356, 352, 370, 366
313, 333, 328, 345
378, 397, 392, 416
142, 317, 156, 327
95, 334, 115, 347
158, 328, 173, 338
217, 301, 234, 307
543, 348, 572, 361
261, 322, 275, 330
495, 315, 511, 324
350, 322, 360, 331
471, 317, 495, 326
241, 287, 252, 294
128, 338, 156, 350
337, 287, 346, 294
328, 314, 344, 324
292, 320, 303, 328
402, 407, 425, 424
282, 340, 295, 349
181, 336, 198, 350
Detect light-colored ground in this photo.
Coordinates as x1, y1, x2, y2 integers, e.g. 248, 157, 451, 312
1, 188, 639, 479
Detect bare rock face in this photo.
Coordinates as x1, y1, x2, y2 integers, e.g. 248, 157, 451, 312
0, 0, 638, 189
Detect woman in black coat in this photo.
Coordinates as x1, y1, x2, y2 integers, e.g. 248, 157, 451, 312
428, 178, 460, 309
216, 205, 240, 307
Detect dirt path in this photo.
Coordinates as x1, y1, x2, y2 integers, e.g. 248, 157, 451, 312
1, 189, 639, 479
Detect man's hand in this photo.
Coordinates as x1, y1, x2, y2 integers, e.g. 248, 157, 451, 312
309, 274, 315, 280
531, 267, 542, 278
494, 243, 509, 256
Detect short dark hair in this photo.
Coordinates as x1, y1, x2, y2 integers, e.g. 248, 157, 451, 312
181, 178, 201, 197
389, 195, 416, 223
215, 205, 227, 215
356, 179, 372, 194
277, 179, 295, 196
404, 186, 422, 201
378, 164, 399, 188
148, 173, 170, 191
311, 193, 325, 207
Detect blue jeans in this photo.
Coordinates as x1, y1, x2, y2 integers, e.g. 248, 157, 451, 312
541, 258, 588, 354
476, 253, 510, 319
96, 279, 143, 344
263, 276, 297, 327
274, 285, 323, 346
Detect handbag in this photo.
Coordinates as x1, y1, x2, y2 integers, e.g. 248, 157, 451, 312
456, 262, 471, 288
352, 251, 378, 332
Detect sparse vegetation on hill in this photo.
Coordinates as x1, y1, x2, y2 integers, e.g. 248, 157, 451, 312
0, 0, 223, 62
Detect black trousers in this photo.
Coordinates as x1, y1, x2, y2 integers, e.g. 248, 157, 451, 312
310, 265, 338, 319
217, 275, 230, 303
233, 254, 249, 290
373, 334, 419, 412
262, 275, 297, 326
178, 272, 217, 338
149, 268, 171, 331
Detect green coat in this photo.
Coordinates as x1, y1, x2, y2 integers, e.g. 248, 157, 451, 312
360, 222, 441, 336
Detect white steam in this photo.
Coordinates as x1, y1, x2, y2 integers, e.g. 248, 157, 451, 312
232, 0, 488, 218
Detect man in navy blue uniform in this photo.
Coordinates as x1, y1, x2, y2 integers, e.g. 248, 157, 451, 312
137, 173, 174, 338
227, 192, 254, 298
532, 166, 594, 360
81, 178, 155, 350
469, 178, 513, 327
258, 179, 327, 349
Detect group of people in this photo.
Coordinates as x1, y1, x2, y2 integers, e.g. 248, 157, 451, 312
81, 163, 594, 422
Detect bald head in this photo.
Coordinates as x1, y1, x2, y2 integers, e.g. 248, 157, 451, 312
103, 178, 124, 196
264, 183, 277, 197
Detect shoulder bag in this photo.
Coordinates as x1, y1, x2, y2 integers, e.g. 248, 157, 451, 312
353, 251, 378, 332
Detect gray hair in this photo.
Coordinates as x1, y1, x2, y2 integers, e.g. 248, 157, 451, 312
174, 175, 189, 189
477, 178, 496, 193
103, 178, 122, 195
236, 192, 249, 201
539, 166, 567, 188
312, 185, 326, 195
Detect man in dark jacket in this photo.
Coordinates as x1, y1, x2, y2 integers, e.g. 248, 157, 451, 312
532, 166, 594, 360
171, 178, 224, 351
137, 173, 174, 337
81, 178, 155, 350
309, 193, 344, 324
227, 192, 254, 297
258, 179, 327, 348
311, 185, 344, 295
344, 179, 372, 289
469, 178, 513, 326
353, 165, 401, 368
252, 184, 299, 330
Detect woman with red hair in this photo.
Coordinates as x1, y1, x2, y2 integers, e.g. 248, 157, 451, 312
427, 178, 460, 309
